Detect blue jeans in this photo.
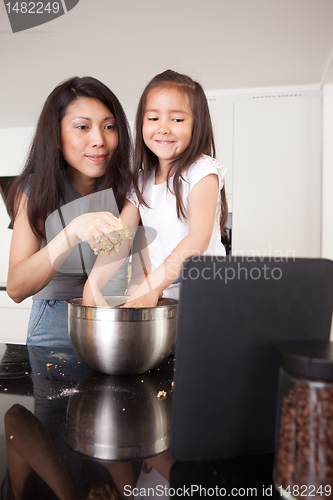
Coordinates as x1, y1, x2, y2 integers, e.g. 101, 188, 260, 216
27, 300, 72, 347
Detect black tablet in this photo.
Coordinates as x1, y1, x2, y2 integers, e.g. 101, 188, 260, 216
171, 257, 333, 461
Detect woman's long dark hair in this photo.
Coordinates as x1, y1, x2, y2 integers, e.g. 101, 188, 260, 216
6, 76, 132, 239
133, 69, 228, 235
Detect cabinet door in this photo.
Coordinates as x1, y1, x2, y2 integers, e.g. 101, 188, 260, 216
207, 97, 234, 201
232, 93, 321, 257
0, 197, 12, 286
0, 127, 34, 176
0, 291, 32, 344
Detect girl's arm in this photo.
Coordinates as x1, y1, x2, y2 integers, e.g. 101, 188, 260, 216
82, 199, 140, 306
100, 462, 138, 500
126, 224, 152, 293
7, 192, 122, 303
125, 174, 220, 307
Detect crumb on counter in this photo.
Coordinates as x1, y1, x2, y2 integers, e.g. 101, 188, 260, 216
86, 484, 118, 499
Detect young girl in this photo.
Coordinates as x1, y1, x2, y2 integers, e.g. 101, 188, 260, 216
83, 69, 228, 308
6, 76, 132, 346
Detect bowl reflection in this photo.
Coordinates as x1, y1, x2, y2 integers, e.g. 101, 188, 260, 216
65, 366, 173, 461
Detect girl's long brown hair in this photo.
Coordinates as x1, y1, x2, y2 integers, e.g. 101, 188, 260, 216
6, 76, 132, 239
133, 69, 228, 236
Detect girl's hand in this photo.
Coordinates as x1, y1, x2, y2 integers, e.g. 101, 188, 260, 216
122, 288, 162, 308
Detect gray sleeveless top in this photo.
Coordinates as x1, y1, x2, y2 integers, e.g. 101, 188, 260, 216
23, 171, 129, 300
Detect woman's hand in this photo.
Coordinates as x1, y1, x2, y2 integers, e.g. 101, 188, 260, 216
82, 278, 110, 307
70, 212, 122, 247
71, 211, 134, 257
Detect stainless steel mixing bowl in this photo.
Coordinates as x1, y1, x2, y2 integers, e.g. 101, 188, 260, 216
65, 369, 173, 460
67, 296, 177, 375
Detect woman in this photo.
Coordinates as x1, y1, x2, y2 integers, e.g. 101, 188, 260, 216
6, 76, 132, 347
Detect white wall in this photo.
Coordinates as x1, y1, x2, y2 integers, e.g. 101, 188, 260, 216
322, 84, 333, 260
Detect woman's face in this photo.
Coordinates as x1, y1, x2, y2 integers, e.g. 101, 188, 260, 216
61, 97, 119, 193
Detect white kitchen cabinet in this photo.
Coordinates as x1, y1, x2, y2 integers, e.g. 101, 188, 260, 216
0, 182, 31, 343
207, 96, 234, 204
0, 196, 13, 286
0, 291, 32, 344
0, 127, 35, 177
207, 90, 321, 257
222, 91, 321, 257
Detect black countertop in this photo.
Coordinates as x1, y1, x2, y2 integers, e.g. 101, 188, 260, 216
0, 344, 281, 499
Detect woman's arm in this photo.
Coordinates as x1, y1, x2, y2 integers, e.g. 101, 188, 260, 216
7, 191, 123, 303
7, 193, 63, 303
5, 404, 80, 500
124, 174, 220, 307
82, 199, 140, 306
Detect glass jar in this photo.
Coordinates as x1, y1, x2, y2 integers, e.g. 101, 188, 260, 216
274, 340, 333, 500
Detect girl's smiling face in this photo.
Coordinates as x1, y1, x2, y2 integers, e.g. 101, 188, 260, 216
61, 97, 119, 194
142, 86, 194, 170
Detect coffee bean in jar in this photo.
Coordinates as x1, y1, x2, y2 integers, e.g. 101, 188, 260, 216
274, 340, 333, 499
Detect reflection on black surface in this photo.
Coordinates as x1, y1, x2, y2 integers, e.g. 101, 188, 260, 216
4, 403, 88, 499
0, 345, 176, 499
0, 344, 282, 497
4, 403, 145, 499
65, 368, 173, 461
0, 345, 33, 395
